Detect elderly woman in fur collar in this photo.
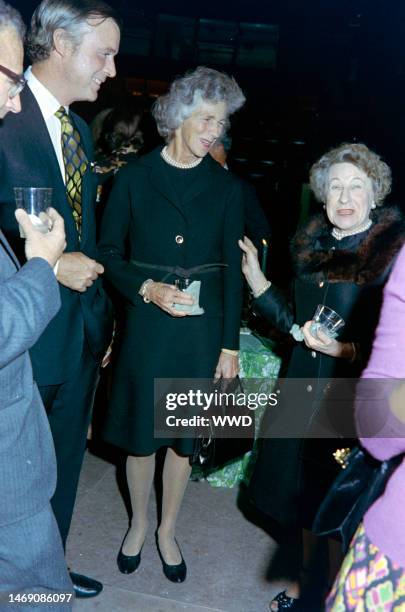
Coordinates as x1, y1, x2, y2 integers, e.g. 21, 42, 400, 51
239, 143, 405, 611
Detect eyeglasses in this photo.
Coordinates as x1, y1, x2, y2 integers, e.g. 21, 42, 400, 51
0, 63, 26, 99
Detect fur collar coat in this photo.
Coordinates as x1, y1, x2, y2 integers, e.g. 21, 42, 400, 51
291, 207, 405, 285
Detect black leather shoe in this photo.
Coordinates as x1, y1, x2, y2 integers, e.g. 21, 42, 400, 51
117, 544, 142, 574
269, 590, 301, 610
155, 532, 187, 583
69, 572, 103, 598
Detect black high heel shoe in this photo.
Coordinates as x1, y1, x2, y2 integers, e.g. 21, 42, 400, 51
117, 538, 144, 574
155, 531, 187, 583
269, 591, 301, 610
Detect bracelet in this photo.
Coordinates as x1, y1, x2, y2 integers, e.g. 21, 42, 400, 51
138, 278, 154, 303
252, 280, 271, 299
221, 348, 239, 356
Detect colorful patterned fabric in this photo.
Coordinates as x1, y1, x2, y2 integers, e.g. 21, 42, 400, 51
55, 107, 88, 233
326, 523, 405, 611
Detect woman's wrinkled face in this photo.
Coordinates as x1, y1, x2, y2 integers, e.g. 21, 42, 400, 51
325, 162, 375, 231
176, 100, 227, 160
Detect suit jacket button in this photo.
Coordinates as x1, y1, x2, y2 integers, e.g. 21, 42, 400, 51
319, 281, 324, 287
175, 235, 184, 244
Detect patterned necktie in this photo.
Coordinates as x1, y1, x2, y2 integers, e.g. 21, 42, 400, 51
55, 106, 88, 234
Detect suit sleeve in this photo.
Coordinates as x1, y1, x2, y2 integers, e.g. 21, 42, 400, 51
0, 258, 61, 368
242, 181, 271, 249
98, 166, 145, 304
222, 180, 244, 349
253, 284, 294, 334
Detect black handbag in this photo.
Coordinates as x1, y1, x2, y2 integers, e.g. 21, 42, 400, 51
312, 446, 403, 552
191, 417, 216, 468
190, 377, 253, 470
191, 428, 252, 470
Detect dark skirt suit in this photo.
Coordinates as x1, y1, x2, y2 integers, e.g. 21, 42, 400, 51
98, 147, 244, 456
248, 207, 405, 528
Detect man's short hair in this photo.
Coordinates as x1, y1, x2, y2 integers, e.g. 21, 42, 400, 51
0, 0, 25, 39
26, 0, 121, 63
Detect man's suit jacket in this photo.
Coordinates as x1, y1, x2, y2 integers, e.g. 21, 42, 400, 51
0, 231, 59, 526
0, 87, 113, 385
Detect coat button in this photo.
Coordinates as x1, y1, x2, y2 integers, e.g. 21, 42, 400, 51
306, 385, 312, 392
319, 281, 324, 287
311, 351, 316, 358
175, 235, 184, 244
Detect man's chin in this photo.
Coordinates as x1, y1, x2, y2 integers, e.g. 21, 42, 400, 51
74, 90, 99, 104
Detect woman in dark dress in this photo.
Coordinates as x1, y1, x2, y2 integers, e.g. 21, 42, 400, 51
98, 67, 245, 582
239, 143, 405, 610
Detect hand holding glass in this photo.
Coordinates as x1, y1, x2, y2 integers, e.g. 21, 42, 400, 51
310, 304, 345, 339
14, 187, 53, 237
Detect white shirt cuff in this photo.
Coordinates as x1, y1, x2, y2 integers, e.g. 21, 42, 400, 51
53, 258, 60, 276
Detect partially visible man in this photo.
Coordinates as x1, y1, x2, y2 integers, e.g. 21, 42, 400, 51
0, 1, 72, 604
210, 135, 272, 251
0, 0, 120, 598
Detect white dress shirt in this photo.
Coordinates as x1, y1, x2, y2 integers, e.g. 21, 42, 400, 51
25, 66, 68, 184
25, 67, 70, 273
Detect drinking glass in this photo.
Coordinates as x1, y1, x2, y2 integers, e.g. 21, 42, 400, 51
14, 187, 52, 236
310, 304, 345, 339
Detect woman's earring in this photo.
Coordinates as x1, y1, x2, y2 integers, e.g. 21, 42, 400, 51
371, 203, 376, 209
323, 204, 326, 210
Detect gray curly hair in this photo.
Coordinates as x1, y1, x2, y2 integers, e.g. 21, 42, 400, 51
26, 0, 121, 63
310, 142, 392, 206
152, 66, 246, 143
0, 0, 25, 39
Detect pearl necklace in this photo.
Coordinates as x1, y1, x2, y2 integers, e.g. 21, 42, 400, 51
331, 218, 373, 241
161, 146, 203, 169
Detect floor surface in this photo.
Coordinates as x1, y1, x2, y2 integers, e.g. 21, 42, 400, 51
66, 450, 283, 612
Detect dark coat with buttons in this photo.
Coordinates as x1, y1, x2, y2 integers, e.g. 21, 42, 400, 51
98, 146, 244, 455
248, 206, 405, 528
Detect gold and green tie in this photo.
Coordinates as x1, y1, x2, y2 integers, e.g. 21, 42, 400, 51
55, 106, 88, 234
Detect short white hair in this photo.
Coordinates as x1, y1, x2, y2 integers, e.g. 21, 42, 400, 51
152, 66, 245, 143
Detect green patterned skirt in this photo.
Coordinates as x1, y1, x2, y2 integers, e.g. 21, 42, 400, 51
326, 523, 405, 611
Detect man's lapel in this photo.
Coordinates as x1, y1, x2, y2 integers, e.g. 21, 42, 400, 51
20, 88, 80, 246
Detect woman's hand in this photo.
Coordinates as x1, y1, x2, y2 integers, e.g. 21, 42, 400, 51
238, 236, 267, 295
146, 282, 194, 317
214, 352, 239, 381
301, 321, 354, 359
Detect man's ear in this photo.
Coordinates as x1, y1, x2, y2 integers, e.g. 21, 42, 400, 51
53, 28, 73, 57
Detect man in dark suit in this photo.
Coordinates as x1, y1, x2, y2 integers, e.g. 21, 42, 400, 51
0, 1, 72, 603
210, 135, 272, 251
0, 0, 120, 597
